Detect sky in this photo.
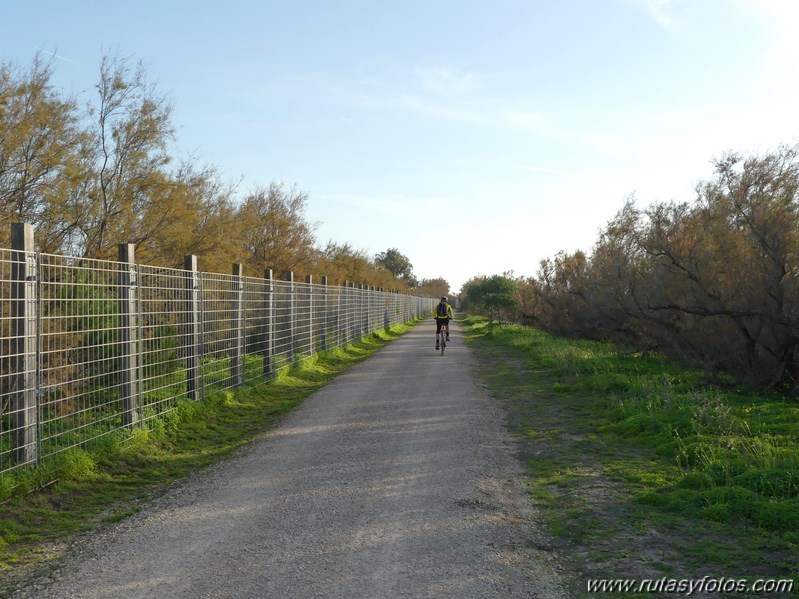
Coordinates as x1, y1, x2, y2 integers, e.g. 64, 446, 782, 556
3, 0, 799, 293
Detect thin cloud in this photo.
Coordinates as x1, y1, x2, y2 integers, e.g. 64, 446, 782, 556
35, 47, 79, 65
394, 92, 562, 141
315, 192, 444, 215
512, 164, 598, 180
391, 93, 486, 124
389, 69, 563, 140
625, 0, 686, 28
270, 64, 565, 142
412, 65, 482, 96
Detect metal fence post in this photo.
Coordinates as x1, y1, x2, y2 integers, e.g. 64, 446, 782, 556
287, 271, 295, 364
353, 282, 359, 341
336, 281, 344, 348
10, 223, 37, 466
183, 255, 202, 401
374, 287, 379, 331
344, 281, 350, 344
365, 285, 371, 334
360, 283, 366, 338
371, 286, 376, 333
321, 276, 328, 351
263, 269, 274, 377
346, 284, 352, 342
306, 275, 313, 357
370, 286, 376, 332
383, 289, 390, 330
231, 263, 244, 388
118, 243, 139, 428
372, 287, 377, 331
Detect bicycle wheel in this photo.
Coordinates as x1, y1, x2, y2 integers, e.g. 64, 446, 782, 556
440, 334, 446, 355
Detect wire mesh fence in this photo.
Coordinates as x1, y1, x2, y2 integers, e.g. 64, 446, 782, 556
0, 230, 433, 476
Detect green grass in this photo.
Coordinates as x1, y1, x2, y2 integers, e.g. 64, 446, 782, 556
464, 316, 799, 595
0, 321, 418, 590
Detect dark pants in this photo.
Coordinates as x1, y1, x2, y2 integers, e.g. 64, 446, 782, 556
436, 318, 450, 334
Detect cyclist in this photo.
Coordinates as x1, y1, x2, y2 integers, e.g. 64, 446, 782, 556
434, 296, 454, 350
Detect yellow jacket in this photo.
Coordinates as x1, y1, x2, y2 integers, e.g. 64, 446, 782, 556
434, 302, 453, 319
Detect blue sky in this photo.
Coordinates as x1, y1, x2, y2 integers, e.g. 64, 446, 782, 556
3, 0, 799, 292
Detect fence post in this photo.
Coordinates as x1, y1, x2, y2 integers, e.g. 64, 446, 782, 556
10, 223, 37, 466
369, 286, 375, 333
344, 281, 350, 344
370, 286, 376, 332
321, 276, 328, 351
353, 282, 358, 341
287, 271, 295, 364
375, 287, 380, 331
360, 284, 367, 338
118, 244, 139, 428
365, 285, 371, 335
383, 289, 390, 330
183, 255, 202, 401
263, 269, 274, 377
231, 263, 244, 388
304, 275, 313, 357
372, 287, 378, 331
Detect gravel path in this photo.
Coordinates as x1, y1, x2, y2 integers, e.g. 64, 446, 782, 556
16, 321, 567, 598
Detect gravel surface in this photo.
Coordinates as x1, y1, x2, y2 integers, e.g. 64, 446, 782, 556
14, 321, 567, 598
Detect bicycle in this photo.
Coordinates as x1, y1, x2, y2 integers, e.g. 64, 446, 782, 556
436, 319, 449, 355
434, 297, 453, 356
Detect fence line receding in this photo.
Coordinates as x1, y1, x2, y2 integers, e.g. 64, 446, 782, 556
0, 224, 433, 476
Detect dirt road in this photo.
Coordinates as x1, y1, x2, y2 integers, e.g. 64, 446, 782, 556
17, 321, 566, 598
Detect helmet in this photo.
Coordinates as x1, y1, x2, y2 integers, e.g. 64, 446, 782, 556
440, 296, 448, 302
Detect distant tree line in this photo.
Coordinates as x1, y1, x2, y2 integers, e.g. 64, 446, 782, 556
462, 144, 799, 390
0, 52, 445, 292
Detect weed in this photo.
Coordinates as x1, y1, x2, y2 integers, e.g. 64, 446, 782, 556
463, 315, 799, 586
55, 449, 98, 483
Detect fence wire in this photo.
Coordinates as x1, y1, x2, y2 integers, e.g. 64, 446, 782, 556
0, 248, 433, 476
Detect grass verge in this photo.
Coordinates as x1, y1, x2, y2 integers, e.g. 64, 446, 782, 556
0, 321, 418, 593
464, 316, 798, 598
